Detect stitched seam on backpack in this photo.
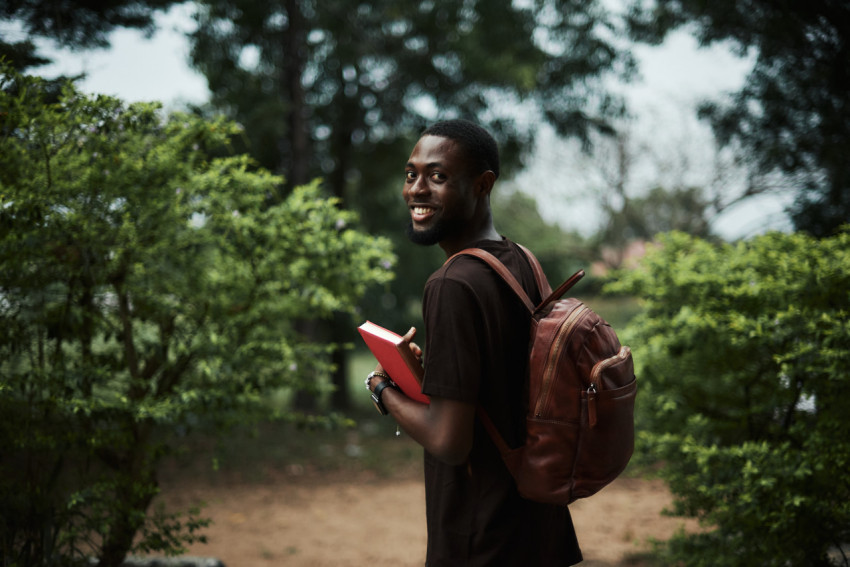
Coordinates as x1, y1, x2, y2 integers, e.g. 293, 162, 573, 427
534, 305, 590, 417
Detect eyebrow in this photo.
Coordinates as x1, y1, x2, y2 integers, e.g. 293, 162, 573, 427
406, 161, 443, 169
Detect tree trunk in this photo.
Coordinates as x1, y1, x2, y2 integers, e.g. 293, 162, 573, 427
330, 311, 352, 410
97, 425, 157, 567
283, 0, 321, 412
283, 0, 309, 187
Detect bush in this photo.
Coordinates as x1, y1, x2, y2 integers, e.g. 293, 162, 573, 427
609, 230, 850, 566
0, 67, 394, 566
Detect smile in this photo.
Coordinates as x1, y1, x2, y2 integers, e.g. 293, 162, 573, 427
411, 205, 436, 223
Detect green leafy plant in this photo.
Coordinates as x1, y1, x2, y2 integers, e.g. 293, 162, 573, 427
609, 230, 850, 566
0, 66, 394, 566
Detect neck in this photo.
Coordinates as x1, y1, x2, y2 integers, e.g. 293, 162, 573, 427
439, 219, 500, 257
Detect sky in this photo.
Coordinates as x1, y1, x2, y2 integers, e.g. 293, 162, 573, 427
31, 4, 792, 240
36, 4, 209, 109
514, 32, 794, 240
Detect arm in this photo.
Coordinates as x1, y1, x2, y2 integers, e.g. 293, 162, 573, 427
369, 327, 475, 465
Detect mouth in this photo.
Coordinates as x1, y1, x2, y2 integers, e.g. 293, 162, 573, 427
410, 204, 436, 224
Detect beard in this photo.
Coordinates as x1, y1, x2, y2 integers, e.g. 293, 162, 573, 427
405, 216, 463, 246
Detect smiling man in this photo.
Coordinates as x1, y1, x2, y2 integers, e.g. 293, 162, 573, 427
366, 119, 583, 566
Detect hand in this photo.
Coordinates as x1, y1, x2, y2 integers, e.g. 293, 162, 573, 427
401, 326, 423, 364
371, 326, 421, 391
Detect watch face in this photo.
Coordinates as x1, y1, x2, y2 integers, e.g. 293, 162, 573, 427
371, 393, 387, 415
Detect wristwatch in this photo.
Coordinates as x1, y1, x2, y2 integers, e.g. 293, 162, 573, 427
371, 379, 400, 415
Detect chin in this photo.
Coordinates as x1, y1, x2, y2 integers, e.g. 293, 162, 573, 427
406, 221, 443, 246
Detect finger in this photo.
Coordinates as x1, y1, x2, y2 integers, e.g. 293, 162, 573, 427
402, 326, 417, 342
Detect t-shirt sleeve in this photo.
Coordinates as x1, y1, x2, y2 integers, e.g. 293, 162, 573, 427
420, 274, 484, 404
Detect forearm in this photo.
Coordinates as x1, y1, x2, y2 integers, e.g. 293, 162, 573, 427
380, 386, 475, 466
365, 326, 474, 465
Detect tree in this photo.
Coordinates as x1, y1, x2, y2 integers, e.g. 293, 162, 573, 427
189, 0, 634, 188
608, 230, 850, 566
491, 187, 589, 281
626, 0, 850, 237
187, 0, 636, 406
0, 0, 181, 70
584, 125, 716, 252
514, 108, 781, 280
0, 67, 394, 566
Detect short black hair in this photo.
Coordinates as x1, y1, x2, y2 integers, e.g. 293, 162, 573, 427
421, 119, 500, 179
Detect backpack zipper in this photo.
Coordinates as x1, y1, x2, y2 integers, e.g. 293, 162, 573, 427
587, 347, 631, 428
587, 383, 598, 427
589, 346, 632, 387
534, 304, 590, 417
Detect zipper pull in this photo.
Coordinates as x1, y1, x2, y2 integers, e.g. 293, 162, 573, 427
587, 383, 598, 428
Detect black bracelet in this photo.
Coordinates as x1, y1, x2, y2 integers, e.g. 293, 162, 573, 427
371, 379, 399, 416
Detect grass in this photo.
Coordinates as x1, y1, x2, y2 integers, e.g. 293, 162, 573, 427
161, 416, 422, 485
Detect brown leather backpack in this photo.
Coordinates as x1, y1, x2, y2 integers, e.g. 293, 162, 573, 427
454, 245, 637, 505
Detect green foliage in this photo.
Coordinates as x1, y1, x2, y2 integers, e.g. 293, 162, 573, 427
190, 0, 633, 179
187, 0, 636, 347
492, 188, 589, 280
627, 0, 850, 237
609, 230, 850, 566
0, 66, 394, 566
599, 185, 714, 247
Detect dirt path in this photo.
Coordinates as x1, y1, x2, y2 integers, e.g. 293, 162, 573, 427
159, 474, 697, 566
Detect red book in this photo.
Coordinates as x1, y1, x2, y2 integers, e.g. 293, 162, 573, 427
357, 321, 429, 404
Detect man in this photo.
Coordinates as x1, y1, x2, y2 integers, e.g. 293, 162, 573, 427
366, 119, 582, 566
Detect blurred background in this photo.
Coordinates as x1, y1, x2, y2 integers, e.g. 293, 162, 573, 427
2, 1, 848, 565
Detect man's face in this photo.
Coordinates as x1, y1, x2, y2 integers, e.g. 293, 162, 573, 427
403, 135, 478, 247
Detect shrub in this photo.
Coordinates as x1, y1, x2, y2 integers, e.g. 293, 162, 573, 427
0, 66, 394, 566
609, 230, 850, 566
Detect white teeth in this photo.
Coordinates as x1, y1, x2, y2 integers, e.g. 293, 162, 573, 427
413, 207, 431, 215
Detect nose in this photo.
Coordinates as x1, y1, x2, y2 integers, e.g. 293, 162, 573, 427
406, 174, 429, 199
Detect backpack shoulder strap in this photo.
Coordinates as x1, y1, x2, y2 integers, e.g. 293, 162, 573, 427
515, 243, 553, 298
476, 406, 519, 473
515, 244, 585, 313
449, 248, 535, 313
446, 246, 537, 467
450, 246, 587, 314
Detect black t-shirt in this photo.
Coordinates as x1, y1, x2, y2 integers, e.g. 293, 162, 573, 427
420, 237, 582, 566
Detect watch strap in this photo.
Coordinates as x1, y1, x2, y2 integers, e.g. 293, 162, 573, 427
371, 379, 399, 415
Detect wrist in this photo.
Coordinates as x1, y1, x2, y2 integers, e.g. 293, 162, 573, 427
365, 370, 389, 392
370, 378, 400, 416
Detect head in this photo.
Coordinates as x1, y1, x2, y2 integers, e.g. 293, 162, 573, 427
403, 119, 500, 252
420, 119, 500, 181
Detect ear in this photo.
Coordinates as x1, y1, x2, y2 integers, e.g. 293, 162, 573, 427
474, 170, 496, 197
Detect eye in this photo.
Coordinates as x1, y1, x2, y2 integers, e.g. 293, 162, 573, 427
430, 171, 446, 182
405, 170, 416, 182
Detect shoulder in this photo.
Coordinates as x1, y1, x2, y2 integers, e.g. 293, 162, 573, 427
428, 238, 525, 284
427, 253, 492, 287
423, 256, 488, 315
424, 247, 514, 307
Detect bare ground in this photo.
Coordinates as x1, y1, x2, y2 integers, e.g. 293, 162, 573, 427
157, 456, 697, 567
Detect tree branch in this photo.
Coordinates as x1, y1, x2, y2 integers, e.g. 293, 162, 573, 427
115, 286, 139, 381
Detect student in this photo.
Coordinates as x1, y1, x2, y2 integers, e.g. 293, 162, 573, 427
366, 119, 583, 566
